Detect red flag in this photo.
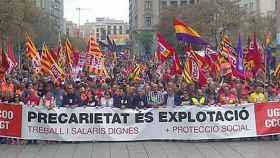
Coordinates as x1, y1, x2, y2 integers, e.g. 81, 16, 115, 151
245, 33, 264, 76
231, 65, 252, 80
185, 46, 205, 66
185, 47, 207, 86
156, 32, 175, 62
0, 49, 7, 80
64, 38, 74, 67
170, 53, 182, 75
204, 48, 220, 75
50, 48, 58, 62
72, 51, 80, 66
87, 35, 103, 57
1, 51, 10, 72
7, 38, 18, 72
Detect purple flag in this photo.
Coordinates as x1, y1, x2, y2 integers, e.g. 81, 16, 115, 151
236, 34, 244, 73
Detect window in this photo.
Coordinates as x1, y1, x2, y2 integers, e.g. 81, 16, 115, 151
145, 1, 152, 9
190, 0, 194, 4
145, 16, 152, 26
181, 0, 188, 6
119, 26, 123, 34
96, 28, 99, 32
161, 1, 167, 8
170, 1, 178, 7
249, 2, 254, 9
107, 26, 111, 35
101, 28, 106, 40
113, 26, 117, 34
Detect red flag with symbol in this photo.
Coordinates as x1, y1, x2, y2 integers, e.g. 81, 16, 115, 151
156, 32, 175, 62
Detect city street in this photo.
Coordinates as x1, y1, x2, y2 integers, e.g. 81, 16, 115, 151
1, 0, 280, 158
0, 140, 279, 158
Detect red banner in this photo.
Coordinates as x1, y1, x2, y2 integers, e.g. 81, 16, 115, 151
255, 102, 280, 135
0, 103, 22, 138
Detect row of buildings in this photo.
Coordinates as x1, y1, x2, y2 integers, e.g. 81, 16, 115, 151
33, 0, 64, 33
31, 0, 280, 49
31, 0, 130, 45
64, 18, 129, 45
129, 0, 277, 33
129, 0, 278, 52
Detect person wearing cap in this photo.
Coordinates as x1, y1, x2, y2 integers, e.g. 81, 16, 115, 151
248, 86, 266, 103
62, 84, 79, 108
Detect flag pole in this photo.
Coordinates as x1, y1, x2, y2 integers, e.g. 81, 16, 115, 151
264, 45, 267, 90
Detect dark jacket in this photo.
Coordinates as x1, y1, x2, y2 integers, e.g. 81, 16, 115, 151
163, 94, 182, 106
62, 93, 79, 107
134, 95, 148, 109
87, 96, 99, 107
113, 95, 128, 108
126, 95, 138, 109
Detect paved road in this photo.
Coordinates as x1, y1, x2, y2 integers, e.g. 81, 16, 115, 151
0, 140, 279, 158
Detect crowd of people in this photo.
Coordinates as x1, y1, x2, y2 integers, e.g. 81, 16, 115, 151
0, 52, 279, 144
1, 60, 279, 109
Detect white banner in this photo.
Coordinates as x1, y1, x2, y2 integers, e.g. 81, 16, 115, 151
22, 104, 256, 141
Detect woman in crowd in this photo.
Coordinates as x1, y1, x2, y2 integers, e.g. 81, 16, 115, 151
26, 89, 40, 107
100, 90, 113, 107
40, 89, 56, 109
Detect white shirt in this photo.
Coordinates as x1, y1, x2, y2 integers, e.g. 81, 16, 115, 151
166, 95, 174, 107
101, 97, 113, 107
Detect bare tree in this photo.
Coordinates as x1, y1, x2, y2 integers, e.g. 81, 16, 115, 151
157, 0, 274, 51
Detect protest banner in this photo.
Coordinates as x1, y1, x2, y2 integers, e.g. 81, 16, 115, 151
0, 102, 280, 141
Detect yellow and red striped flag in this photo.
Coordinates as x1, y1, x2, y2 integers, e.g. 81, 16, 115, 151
129, 64, 143, 81
87, 35, 103, 57
41, 44, 65, 82
182, 61, 193, 84
25, 33, 41, 71
274, 64, 280, 79
64, 38, 73, 67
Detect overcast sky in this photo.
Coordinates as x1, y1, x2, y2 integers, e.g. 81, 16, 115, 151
64, 0, 129, 24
